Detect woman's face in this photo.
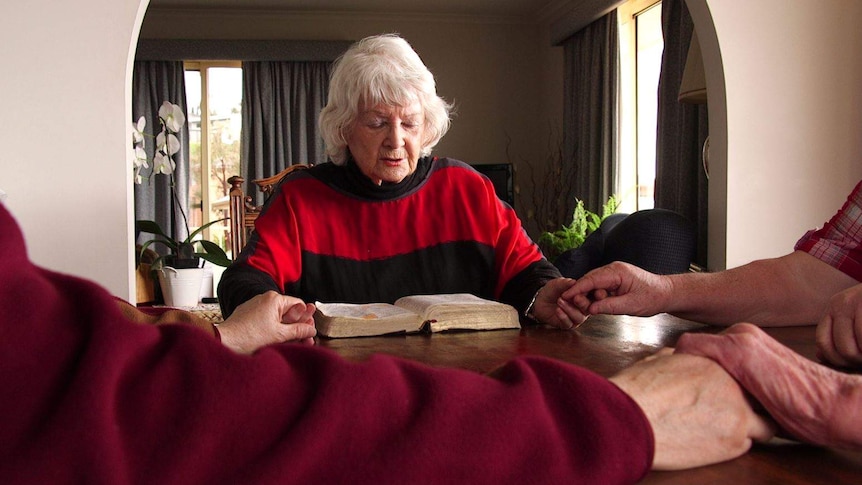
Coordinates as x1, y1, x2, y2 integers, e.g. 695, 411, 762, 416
346, 100, 425, 185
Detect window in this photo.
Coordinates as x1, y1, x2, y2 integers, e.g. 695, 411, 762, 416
184, 61, 242, 252
618, 0, 663, 211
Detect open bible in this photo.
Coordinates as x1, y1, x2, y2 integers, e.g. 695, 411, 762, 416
313, 293, 521, 338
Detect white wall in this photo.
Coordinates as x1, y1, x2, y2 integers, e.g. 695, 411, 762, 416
690, 0, 862, 269
0, 0, 146, 300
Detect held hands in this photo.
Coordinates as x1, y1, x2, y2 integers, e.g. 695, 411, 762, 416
533, 266, 672, 329
609, 348, 775, 470
676, 323, 862, 451
559, 262, 673, 317
534, 264, 672, 329
528, 278, 588, 329
217, 291, 317, 353
816, 283, 862, 368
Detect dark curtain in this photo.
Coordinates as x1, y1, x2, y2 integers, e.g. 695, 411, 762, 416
241, 61, 332, 206
655, 0, 709, 267
132, 61, 190, 248
562, 10, 620, 214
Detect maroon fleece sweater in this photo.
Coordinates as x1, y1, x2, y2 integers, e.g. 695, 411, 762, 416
0, 204, 653, 484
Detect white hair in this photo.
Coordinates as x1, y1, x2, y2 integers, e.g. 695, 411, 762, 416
319, 34, 453, 165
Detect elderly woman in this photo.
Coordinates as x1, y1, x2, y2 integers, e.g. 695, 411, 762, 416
218, 34, 585, 329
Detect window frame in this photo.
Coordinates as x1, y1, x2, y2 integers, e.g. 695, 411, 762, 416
183, 60, 242, 243
618, 0, 662, 212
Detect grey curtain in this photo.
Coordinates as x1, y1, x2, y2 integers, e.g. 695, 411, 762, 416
655, 0, 709, 267
241, 61, 332, 206
132, 61, 191, 249
562, 10, 620, 214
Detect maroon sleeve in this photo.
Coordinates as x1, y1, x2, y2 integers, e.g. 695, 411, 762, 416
0, 205, 653, 484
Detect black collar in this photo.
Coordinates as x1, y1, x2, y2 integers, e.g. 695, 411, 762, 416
320, 156, 434, 201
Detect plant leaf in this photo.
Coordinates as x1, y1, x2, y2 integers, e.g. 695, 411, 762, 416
136, 220, 171, 239
197, 252, 232, 268
195, 239, 231, 267
186, 217, 228, 243
138, 237, 177, 254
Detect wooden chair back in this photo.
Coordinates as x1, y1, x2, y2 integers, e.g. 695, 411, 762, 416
227, 164, 310, 258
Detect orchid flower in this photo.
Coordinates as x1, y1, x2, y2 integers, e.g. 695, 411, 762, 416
155, 130, 167, 153
153, 151, 175, 175
165, 133, 182, 156
159, 101, 186, 133
132, 116, 146, 145
131, 101, 185, 183
152, 131, 176, 175
133, 146, 149, 168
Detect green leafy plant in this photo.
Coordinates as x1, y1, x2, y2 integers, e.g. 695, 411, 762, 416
538, 195, 619, 261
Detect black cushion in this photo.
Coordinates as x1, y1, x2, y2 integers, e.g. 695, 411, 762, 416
602, 209, 695, 275
553, 209, 695, 278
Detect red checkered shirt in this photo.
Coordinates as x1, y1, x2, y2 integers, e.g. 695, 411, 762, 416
794, 180, 862, 281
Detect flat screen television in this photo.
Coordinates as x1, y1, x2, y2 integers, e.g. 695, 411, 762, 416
470, 163, 514, 207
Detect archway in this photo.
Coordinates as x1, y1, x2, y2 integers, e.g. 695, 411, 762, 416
683, 0, 727, 269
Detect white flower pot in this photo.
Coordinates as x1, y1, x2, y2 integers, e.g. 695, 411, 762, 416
157, 267, 204, 308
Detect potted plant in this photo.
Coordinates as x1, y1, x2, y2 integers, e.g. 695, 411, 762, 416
132, 101, 231, 306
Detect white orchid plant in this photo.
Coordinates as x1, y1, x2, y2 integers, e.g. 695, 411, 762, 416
132, 101, 186, 184
132, 101, 230, 268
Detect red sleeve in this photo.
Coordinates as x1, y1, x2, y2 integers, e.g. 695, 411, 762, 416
447, 164, 560, 305
0, 205, 653, 484
428, 163, 556, 298
243, 188, 304, 291
479, 174, 551, 297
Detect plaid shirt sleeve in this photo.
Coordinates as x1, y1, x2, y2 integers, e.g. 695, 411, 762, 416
794, 180, 862, 281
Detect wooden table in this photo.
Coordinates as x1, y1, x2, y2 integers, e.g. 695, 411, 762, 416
317, 313, 862, 484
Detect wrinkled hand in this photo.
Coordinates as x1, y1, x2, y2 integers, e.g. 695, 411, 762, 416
816, 283, 862, 368
560, 262, 672, 317
528, 278, 588, 329
217, 291, 317, 354
610, 348, 775, 470
677, 323, 862, 451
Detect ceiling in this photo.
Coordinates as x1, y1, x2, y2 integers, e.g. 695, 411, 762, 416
147, 0, 562, 18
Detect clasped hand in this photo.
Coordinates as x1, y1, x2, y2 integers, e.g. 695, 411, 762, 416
217, 291, 317, 353
816, 283, 862, 368
527, 266, 671, 329
614, 322, 862, 470
610, 347, 775, 470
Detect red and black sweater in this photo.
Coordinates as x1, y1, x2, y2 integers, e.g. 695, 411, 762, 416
219, 157, 561, 317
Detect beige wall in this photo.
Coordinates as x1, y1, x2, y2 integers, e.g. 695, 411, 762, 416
3, 0, 861, 301
0, 0, 145, 300
691, 0, 862, 269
